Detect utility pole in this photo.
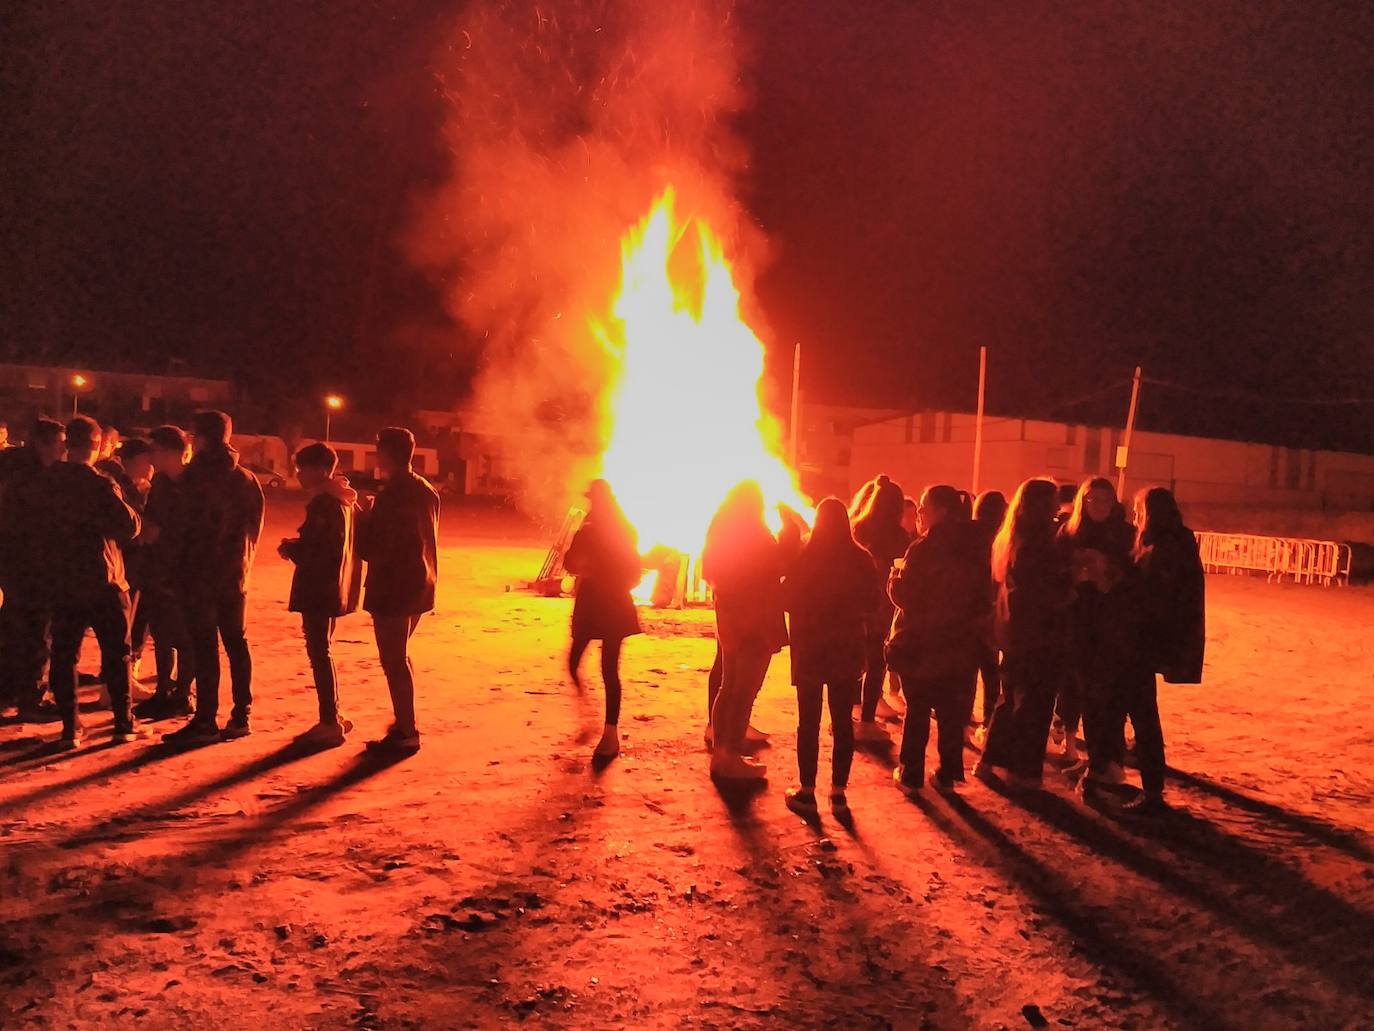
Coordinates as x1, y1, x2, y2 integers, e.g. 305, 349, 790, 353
971, 346, 988, 495
789, 342, 802, 467
1116, 366, 1143, 498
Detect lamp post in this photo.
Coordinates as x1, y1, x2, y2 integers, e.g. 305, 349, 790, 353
71, 373, 88, 416
324, 394, 343, 443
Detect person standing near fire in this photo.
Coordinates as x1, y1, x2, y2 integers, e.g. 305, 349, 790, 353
356, 426, 439, 756
162, 411, 264, 746
852, 474, 911, 743
563, 479, 641, 760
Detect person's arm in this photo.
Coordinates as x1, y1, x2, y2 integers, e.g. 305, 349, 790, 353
100, 475, 142, 545
243, 474, 265, 546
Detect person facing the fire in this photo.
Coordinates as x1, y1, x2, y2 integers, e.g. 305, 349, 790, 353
852, 474, 911, 743
357, 426, 439, 756
781, 496, 883, 816
280, 442, 362, 750
702, 480, 790, 781
563, 479, 642, 760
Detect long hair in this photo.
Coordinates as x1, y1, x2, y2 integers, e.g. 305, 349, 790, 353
854, 474, 905, 536
1135, 486, 1185, 553
848, 478, 877, 522
922, 484, 973, 523
702, 480, 769, 584
972, 489, 1008, 532
1063, 476, 1117, 537
808, 496, 859, 552
991, 478, 1059, 583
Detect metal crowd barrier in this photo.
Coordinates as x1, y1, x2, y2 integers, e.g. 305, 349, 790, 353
1196, 531, 1352, 586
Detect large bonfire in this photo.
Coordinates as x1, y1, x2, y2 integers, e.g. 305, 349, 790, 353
593, 188, 808, 598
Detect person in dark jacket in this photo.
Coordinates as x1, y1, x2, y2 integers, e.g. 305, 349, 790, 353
971, 490, 1008, 730
1121, 487, 1205, 814
887, 487, 991, 792
162, 411, 265, 746
1056, 478, 1138, 786
39, 417, 143, 747
976, 478, 1074, 789
279, 443, 362, 749
782, 497, 883, 816
703, 481, 789, 781
108, 439, 154, 680
357, 426, 439, 756
134, 426, 195, 719
0, 418, 65, 719
564, 479, 642, 760
852, 474, 911, 743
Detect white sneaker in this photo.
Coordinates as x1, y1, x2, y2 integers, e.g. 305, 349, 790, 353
594, 724, 620, 758
854, 720, 891, 745
295, 720, 349, 749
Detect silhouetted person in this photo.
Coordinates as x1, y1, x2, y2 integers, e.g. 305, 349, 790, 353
108, 439, 154, 679
1123, 487, 1205, 814
0, 418, 65, 720
280, 443, 361, 749
887, 486, 989, 793
782, 496, 882, 816
564, 479, 642, 760
971, 489, 1008, 729
852, 474, 910, 742
703, 481, 788, 781
357, 426, 439, 756
977, 478, 1074, 790
39, 416, 142, 747
134, 426, 195, 719
163, 411, 264, 746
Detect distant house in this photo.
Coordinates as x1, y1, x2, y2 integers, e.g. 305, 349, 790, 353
0, 363, 233, 431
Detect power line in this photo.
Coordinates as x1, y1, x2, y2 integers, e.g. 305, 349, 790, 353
1143, 376, 1374, 407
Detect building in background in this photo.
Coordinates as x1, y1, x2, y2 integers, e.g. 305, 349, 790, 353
0, 363, 233, 434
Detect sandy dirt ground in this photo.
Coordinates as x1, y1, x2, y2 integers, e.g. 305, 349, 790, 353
3, 498, 1373, 1030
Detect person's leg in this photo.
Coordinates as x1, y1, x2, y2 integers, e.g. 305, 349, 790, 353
1011, 656, 1059, 782
186, 601, 221, 724
980, 662, 1020, 770
1055, 666, 1084, 742
91, 591, 134, 730
1082, 672, 1123, 778
707, 642, 723, 722
1127, 671, 1167, 796
898, 678, 932, 781
731, 645, 772, 753
48, 607, 85, 736
569, 635, 590, 687
827, 679, 859, 788
374, 615, 418, 735
794, 678, 823, 789
709, 644, 740, 752
600, 637, 623, 726
860, 629, 887, 722
4, 598, 50, 713
129, 589, 149, 668
934, 678, 968, 781
218, 590, 251, 724
302, 612, 339, 723
977, 640, 1002, 725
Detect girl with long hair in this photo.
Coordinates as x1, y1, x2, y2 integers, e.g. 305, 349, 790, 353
852, 474, 910, 742
564, 480, 643, 759
781, 497, 883, 815
977, 478, 1074, 789
971, 490, 1008, 731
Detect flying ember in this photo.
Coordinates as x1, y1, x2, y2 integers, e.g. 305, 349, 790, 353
595, 188, 808, 594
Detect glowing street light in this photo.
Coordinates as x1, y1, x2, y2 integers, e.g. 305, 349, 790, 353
70, 373, 89, 416
324, 394, 344, 443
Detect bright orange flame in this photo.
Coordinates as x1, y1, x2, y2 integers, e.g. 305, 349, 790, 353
595, 188, 807, 592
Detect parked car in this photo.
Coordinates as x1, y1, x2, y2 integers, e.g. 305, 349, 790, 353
243, 461, 287, 489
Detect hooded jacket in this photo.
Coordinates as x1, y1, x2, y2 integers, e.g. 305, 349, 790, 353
178, 444, 265, 601
36, 462, 141, 606
283, 477, 362, 617
887, 519, 992, 680
357, 469, 440, 617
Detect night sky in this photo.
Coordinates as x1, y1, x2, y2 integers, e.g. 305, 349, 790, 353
5, 1, 1373, 448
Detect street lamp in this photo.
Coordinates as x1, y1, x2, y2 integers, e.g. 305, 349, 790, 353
70, 373, 88, 416
324, 394, 343, 443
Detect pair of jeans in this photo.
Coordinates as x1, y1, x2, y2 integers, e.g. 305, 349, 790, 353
50, 589, 133, 733
794, 677, 858, 789
139, 586, 195, 700
976, 639, 1001, 725
186, 588, 251, 724
900, 676, 970, 782
860, 626, 889, 722
569, 635, 624, 725
982, 650, 1061, 782
1108, 667, 1167, 794
374, 613, 421, 734
0, 596, 49, 711
301, 613, 339, 723
706, 643, 723, 721
710, 641, 771, 754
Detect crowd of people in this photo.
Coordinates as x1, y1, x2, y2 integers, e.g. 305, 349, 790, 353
0, 412, 439, 755
567, 472, 1205, 818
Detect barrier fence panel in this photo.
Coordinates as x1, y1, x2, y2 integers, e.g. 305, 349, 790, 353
1196, 531, 1351, 586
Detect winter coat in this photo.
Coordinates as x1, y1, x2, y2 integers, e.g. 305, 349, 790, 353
783, 539, 883, 685
564, 513, 642, 642
142, 472, 189, 592
995, 532, 1073, 661
703, 518, 789, 655
854, 519, 911, 640
0, 445, 46, 593
36, 462, 141, 606
1136, 526, 1205, 684
1058, 514, 1141, 676
357, 470, 440, 618
887, 519, 993, 681
178, 445, 265, 602
282, 478, 362, 617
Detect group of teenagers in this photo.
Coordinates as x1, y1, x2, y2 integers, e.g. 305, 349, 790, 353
0, 411, 439, 755
563, 471, 1205, 817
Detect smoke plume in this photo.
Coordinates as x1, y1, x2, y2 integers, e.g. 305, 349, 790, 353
410, 0, 762, 520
